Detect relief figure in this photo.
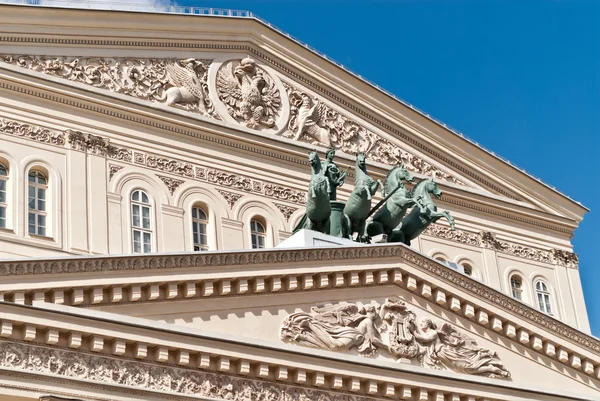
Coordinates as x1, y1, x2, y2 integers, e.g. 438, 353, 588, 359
414, 318, 511, 378
280, 303, 383, 356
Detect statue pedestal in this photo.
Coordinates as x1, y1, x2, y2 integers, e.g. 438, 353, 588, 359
328, 201, 345, 237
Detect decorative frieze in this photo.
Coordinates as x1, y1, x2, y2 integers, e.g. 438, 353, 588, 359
264, 183, 306, 205
0, 118, 65, 145
283, 82, 466, 186
479, 231, 577, 268
423, 224, 481, 247
281, 298, 510, 378
422, 224, 578, 268
217, 189, 243, 209
67, 129, 132, 161
274, 202, 299, 221
157, 175, 185, 195
146, 155, 194, 178
2, 55, 220, 119
0, 342, 375, 401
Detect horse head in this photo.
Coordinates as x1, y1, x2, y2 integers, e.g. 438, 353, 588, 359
427, 179, 443, 199
308, 150, 321, 171
396, 166, 414, 184
356, 153, 367, 171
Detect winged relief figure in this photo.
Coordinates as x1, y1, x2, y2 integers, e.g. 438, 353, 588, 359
293, 94, 332, 147
216, 57, 281, 129
158, 58, 212, 116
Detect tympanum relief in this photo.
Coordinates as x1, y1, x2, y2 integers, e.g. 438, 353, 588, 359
281, 298, 510, 379
2, 55, 220, 118
283, 83, 466, 186
2, 54, 465, 185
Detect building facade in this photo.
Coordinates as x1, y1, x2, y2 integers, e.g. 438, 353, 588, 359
0, 4, 596, 401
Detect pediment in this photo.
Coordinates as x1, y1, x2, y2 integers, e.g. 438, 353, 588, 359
0, 52, 523, 198
91, 284, 598, 396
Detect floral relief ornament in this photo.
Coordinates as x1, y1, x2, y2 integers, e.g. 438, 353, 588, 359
282, 82, 466, 186
216, 57, 282, 129
281, 298, 510, 379
0, 342, 376, 401
2, 55, 220, 118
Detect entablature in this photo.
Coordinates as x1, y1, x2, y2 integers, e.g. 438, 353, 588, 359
0, 301, 595, 401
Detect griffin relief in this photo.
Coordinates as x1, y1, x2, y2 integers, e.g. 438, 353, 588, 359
216, 57, 281, 129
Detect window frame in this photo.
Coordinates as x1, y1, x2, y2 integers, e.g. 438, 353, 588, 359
510, 274, 523, 301
192, 205, 209, 251
250, 218, 266, 249
130, 189, 153, 254
535, 279, 553, 315
27, 170, 48, 236
0, 163, 7, 229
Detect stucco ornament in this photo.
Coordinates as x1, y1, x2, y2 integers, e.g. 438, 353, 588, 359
283, 83, 467, 186
216, 57, 281, 129
281, 298, 510, 378
2, 55, 219, 118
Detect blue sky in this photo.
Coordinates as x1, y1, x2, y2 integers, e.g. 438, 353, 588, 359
183, 1, 600, 333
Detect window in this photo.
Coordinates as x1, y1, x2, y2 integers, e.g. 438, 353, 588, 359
28, 170, 47, 236
131, 190, 152, 253
461, 263, 473, 276
510, 275, 523, 301
192, 206, 209, 251
0, 163, 6, 229
535, 280, 553, 315
250, 219, 266, 249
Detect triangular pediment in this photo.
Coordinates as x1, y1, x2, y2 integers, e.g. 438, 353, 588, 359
0, 6, 587, 226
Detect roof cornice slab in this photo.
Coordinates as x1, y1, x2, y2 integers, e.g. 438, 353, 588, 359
0, 244, 592, 379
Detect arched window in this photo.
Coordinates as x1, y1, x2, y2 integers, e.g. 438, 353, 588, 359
28, 170, 47, 236
510, 275, 523, 301
192, 205, 209, 251
535, 280, 553, 315
131, 190, 152, 253
0, 163, 7, 229
462, 263, 473, 276
250, 219, 266, 249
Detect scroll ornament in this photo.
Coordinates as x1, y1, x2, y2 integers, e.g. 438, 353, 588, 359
283, 83, 466, 186
281, 298, 510, 378
2, 55, 219, 118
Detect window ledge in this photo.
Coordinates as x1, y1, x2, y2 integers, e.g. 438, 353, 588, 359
0, 227, 15, 235
28, 233, 55, 242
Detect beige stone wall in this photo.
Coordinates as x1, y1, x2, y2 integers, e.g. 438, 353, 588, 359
0, 82, 589, 332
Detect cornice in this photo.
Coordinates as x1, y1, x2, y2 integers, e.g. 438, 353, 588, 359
0, 105, 575, 235
0, 244, 592, 360
0, 301, 594, 401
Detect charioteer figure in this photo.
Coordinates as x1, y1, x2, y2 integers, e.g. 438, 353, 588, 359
322, 147, 347, 201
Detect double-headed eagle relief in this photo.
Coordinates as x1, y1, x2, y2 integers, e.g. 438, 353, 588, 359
216, 57, 282, 129
281, 298, 511, 379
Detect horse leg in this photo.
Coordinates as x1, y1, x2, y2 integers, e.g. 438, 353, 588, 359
366, 220, 384, 237
357, 220, 367, 243
341, 214, 350, 239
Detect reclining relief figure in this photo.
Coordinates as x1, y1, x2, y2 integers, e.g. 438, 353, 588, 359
281, 298, 510, 379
